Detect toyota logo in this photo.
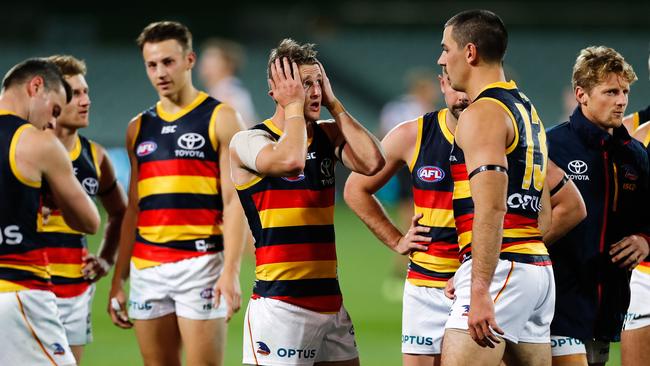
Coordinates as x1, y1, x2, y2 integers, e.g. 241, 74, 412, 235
82, 177, 99, 195
567, 160, 588, 175
320, 158, 334, 178
177, 133, 205, 150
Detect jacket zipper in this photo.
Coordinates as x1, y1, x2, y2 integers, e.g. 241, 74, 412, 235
597, 147, 610, 327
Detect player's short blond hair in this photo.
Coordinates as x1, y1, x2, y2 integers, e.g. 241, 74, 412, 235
48, 55, 87, 77
572, 46, 637, 92
267, 38, 318, 80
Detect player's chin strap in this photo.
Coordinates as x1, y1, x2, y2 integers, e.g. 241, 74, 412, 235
468, 164, 508, 180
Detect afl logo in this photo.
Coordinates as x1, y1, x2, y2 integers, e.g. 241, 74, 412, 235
177, 133, 205, 150
282, 173, 305, 182
136, 141, 157, 157
82, 178, 99, 195
567, 160, 588, 175
417, 166, 445, 182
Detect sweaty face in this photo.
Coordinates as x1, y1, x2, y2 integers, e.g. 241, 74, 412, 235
437, 26, 468, 92
578, 73, 630, 131
28, 84, 66, 130
299, 63, 323, 122
143, 39, 194, 98
439, 71, 470, 119
57, 74, 91, 129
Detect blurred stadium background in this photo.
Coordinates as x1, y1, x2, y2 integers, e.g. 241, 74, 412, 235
2, 1, 648, 364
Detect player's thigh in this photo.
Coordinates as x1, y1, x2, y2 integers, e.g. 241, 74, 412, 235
70, 345, 84, 364
403, 353, 440, 366
502, 341, 551, 366
134, 314, 182, 366
441, 329, 505, 366
314, 358, 360, 366
622, 326, 650, 366
177, 316, 227, 366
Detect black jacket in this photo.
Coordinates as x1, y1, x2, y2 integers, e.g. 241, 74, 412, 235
547, 106, 650, 341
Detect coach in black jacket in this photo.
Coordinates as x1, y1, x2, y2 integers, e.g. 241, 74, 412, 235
546, 46, 650, 365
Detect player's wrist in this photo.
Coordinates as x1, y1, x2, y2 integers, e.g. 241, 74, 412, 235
284, 100, 304, 118
327, 99, 345, 117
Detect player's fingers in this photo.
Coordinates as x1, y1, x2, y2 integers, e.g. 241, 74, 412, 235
413, 225, 431, 234
612, 245, 636, 264
268, 78, 276, 92
282, 57, 293, 80
408, 243, 429, 252
609, 238, 630, 255
410, 213, 424, 227
489, 319, 505, 335
291, 61, 302, 83
270, 61, 280, 83
411, 235, 432, 243
213, 288, 222, 308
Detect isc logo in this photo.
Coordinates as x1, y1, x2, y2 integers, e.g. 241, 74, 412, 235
417, 166, 445, 182
0, 225, 23, 245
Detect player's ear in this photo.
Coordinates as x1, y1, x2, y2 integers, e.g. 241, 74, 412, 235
575, 87, 587, 105
186, 51, 196, 69
466, 43, 479, 65
26, 75, 45, 97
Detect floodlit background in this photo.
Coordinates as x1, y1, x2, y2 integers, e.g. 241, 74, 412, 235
2, 1, 648, 364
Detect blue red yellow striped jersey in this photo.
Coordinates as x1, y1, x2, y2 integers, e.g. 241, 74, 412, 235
236, 120, 341, 313
131, 92, 225, 269
38, 135, 99, 297
0, 112, 50, 292
450, 81, 551, 265
407, 109, 460, 287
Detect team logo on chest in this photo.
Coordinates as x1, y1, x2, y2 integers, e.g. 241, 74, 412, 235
82, 177, 99, 195
282, 173, 305, 182
161, 125, 177, 134
417, 166, 445, 183
136, 141, 157, 157
175, 133, 206, 158
320, 158, 335, 185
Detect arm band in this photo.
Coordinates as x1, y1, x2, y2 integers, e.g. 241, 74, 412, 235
97, 179, 118, 196
336, 140, 347, 162
467, 164, 508, 180
550, 174, 569, 197
230, 130, 274, 171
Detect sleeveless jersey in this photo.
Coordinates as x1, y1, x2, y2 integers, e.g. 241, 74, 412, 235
637, 128, 650, 274
132, 92, 224, 269
236, 120, 341, 313
450, 81, 551, 265
38, 135, 100, 297
407, 109, 460, 287
0, 112, 49, 292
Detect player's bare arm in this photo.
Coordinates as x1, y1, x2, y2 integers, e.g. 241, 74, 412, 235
108, 116, 141, 329
632, 121, 650, 146
316, 61, 385, 176
213, 103, 246, 322
344, 119, 430, 254
83, 143, 127, 282
19, 127, 100, 234
456, 101, 511, 348
543, 159, 586, 245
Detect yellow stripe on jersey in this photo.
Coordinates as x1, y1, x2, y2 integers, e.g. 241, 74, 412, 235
255, 260, 337, 281
479, 97, 519, 155
0, 279, 28, 292
69, 136, 82, 160
453, 180, 471, 200
208, 103, 225, 151
408, 278, 448, 287
235, 175, 264, 191
37, 213, 82, 234
458, 231, 472, 247
131, 114, 143, 149
90, 141, 102, 179
502, 242, 549, 255
138, 224, 223, 243
258, 206, 335, 228
9, 124, 41, 188
0, 263, 50, 279
409, 253, 459, 273
503, 227, 542, 238
156, 92, 209, 122
138, 176, 219, 198
49, 263, 83, 278
408, 116, 424, 172
632, 113, 640, 131
413, 207, 455, 228
644, 128, 650, 148
131, 257, 162, 270
438, 109, 454, 144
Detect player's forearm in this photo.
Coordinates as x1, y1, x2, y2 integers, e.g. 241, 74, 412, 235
470, 218, 504, 294
97, 212, 125, 265
221, 198, 247, 275
111, 205, 137, 284
331, 102, 384, 175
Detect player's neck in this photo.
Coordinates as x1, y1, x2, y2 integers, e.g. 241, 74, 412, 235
446, 111, 458, 135
466, 66, 506, 101
0, 92, 28, 120
54, 126, 79, 151
158, 84, 200, 114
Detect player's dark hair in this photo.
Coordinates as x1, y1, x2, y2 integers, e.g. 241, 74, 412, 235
137, 21, 193, 52
2, 58, 71, 103
267, 38, 318, 80
445, 10, 508, 64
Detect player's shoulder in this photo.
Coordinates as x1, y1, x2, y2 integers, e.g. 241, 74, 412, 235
229, 129, 275, 149
633, 121, 650, 145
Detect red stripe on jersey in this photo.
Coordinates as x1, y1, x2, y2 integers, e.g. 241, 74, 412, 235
255, 243, 337, 266
10, 279, 50, 291
132, 242, 207, 263
268, 294, 342, 313
0, 249, 49, 267
46, 247, 88, 265
412, 188, 453, 209
503, 213, 538, 229
139, 159, 218, 180
421, 241, 460, 258
451, 163, 468, 181
51, 282, 89, 298
454, 213, 474, 234
251, 188, 335, 210
406, 269, 450, 282
138, 208, 221, 227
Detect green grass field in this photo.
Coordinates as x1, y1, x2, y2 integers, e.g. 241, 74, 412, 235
82, 206, 622, 365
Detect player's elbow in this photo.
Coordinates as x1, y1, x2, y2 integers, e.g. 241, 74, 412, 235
280, 158, 305, 176
356, 154, 385, 176
343, 178, 360, 208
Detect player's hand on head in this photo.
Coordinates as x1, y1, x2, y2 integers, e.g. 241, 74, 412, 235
214, 270, 242, 322
468, 291, 504, 348
394, 213, 431, 255
108, 284, 132, 329
610, 234, 650, 270
316, 60, 337, 109
269, 57, 304, 109
82, 254, 111, 282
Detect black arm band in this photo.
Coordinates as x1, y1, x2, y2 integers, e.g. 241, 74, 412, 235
467, 164, 508, 180
97, 179, 118, 196
550, 174, 569, 197
336, 141, 347, 162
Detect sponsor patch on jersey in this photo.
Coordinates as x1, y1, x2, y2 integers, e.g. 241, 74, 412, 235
82, 177, 99, 195
136, 141, 157, 157
282, 173, 305, 182
52, 343, 66, 355
417, 166, 445, 182
257, 341, 271, 356
177, 133, 205, 150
